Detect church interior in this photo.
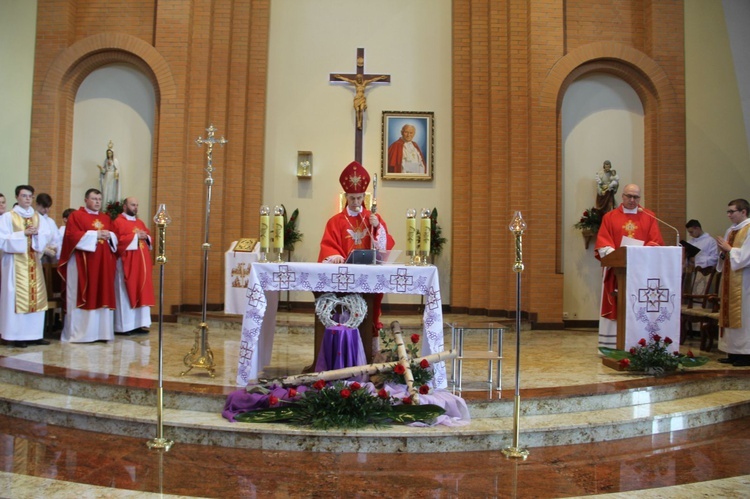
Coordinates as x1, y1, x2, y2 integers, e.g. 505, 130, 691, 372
2, 0, 750, 497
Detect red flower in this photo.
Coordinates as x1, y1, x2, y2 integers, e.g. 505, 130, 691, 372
619, 358, 630, 368
629, 347, 636, 355
394, 364, 406, 375
340, 389, 351, 399
687, 350, 694, 358
420, 359, 430, 369
638, 338, 647, 346
419, 384, 430, 395
288, 388, 297, 398
583, 210, 589, 217
313, 379, 326, 390
411, 334, 420, 344
664, 337, 673, 345
653, 334, 662, 343
402, 396, 413, 405
268, 395, 279, 406
673, 351, 680, 356
350, 382, 361, 390
378, 388, 389, 399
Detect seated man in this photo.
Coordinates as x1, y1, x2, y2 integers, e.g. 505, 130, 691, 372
318, 160, 395, 329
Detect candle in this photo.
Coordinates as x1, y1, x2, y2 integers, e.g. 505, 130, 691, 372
273, 214, 284, 250
420, 213, 431, 254
406, 217, 417, 253
259, 206, 270, 250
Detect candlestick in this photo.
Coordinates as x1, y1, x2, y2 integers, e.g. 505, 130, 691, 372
259, 206, 270, 263
406, 208, 417, 265
419, 208, 431, 266
273, 205, 285, 262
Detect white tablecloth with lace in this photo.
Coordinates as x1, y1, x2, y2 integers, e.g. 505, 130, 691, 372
236, 262, 446, 388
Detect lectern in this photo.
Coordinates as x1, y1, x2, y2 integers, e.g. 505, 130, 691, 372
600, 246, 682, 355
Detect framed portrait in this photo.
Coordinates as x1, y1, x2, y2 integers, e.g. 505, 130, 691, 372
381, 111, 434, 181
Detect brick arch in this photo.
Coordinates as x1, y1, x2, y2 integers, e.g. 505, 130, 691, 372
540, 42, 685, 267
30, 33, 176, 208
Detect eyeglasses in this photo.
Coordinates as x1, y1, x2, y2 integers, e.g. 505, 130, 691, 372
623, 194, 641, 200
727, 209, 739, 214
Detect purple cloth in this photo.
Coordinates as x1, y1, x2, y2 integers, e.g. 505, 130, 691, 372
383, 383, 471, 427
222, 385, 309, 422
314, 325, 367, 372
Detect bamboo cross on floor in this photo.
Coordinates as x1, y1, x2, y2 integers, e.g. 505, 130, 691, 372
330, 48, 390, 164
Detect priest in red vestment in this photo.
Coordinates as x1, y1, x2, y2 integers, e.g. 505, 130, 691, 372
594, 183, 664, 348
58, 188, 118, 343
318, 161, 395, 330
112, 197, 154, 335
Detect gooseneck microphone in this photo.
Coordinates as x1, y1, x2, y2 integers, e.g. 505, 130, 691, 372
638, 207, 680, 246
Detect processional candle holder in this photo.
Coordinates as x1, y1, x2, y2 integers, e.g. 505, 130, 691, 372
502, 210, 529, 460
259, 205, 270, 262
406, 208, 417, 265
273, 205, 285, 263
419, 208, 432, 266
147, 203, 174, 451
181, 124, 227, 378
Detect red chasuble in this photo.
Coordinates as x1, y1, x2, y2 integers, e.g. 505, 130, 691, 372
113, 215, 155, 308
595, 205, 664, 319
58, 208, 117, 310
387, 138, 425, 174
318, 209, 395, 262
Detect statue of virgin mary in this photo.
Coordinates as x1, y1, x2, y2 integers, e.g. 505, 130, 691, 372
98, 144, 120, 207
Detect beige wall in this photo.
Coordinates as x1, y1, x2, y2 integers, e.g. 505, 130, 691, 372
0, 0, 36, 192
265, 0, 453, 305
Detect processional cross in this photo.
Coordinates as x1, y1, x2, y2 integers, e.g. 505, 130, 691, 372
330, 48, 390, 164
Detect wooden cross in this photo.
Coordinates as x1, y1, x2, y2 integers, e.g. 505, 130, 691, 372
330, 48, 390, 164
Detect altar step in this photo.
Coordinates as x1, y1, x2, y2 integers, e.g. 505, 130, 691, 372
1, 362, 749, 453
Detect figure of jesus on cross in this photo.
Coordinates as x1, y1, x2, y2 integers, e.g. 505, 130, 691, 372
330, 48, 390, 164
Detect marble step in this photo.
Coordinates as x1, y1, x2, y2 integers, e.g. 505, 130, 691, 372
2, 367, 750, 453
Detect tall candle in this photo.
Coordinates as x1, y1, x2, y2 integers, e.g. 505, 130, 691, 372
259, 206, 270, 249
273, 214, 284, 250
420, 215, 431, 254
406, 216, 417, 253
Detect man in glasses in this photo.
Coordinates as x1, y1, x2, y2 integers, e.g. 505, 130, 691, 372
594, 184, 664, 349
715, 199, 750, 366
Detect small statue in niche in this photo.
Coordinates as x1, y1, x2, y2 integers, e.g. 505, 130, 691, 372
97, 141, 120, 208
595, 160, 619, 213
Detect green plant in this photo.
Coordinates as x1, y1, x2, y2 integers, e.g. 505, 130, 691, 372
282, 205, 303, 252
600, 333, 709, 375
104, 200, 123, 220
379, 332, 434, 388
430, 208, 446, 256
574, 207, 602, 233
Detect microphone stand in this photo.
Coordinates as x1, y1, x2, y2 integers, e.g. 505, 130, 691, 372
639, 207, 680, 246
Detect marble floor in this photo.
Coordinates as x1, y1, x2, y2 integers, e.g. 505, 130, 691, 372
1, 312, 750, 497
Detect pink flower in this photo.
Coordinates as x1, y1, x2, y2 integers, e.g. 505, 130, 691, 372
268, 395, 279, 406
288, 388, 297, 398
420, 359, 430, 369
419, 385, 430, 395
638, 338, 647, 347
402, 396, 413, 405
340, 389, 351, 399
350, 382, 361, 390
394, 364, 406, 375
313, 380, 326, 390
378, 388, 389, 399
664, 337, 673, 345
619, 358, 630, 368
411, 334, 420, 344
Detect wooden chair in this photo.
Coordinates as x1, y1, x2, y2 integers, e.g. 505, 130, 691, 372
680, 266, 720, 351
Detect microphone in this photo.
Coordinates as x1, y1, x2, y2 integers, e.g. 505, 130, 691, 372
638, 207, 680, 246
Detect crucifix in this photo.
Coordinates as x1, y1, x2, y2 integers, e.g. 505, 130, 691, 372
330, 48, 390, 164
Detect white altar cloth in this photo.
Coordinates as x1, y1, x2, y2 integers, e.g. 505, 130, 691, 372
224, 241, 260, 315
237, 262, 446, 388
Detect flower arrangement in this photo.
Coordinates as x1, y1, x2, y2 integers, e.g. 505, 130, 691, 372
378, 332, 433, 390
104, 200, 124, 220
232, 380, 445, 429
281, 205, 303, 252
599, 333, 709, 375
574, 207, 602, 234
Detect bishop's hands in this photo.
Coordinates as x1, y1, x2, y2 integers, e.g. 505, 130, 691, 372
369, 214, 379, 228
327, 255, 346, 264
